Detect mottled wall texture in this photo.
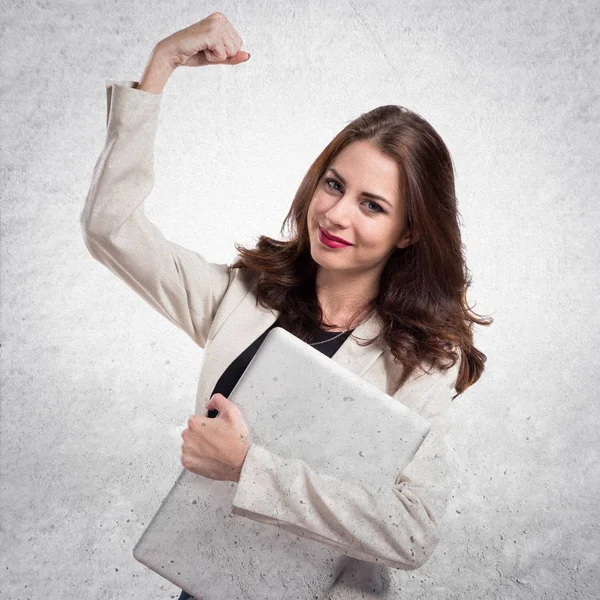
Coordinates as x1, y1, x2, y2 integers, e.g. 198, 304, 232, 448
1, 1, 598, 598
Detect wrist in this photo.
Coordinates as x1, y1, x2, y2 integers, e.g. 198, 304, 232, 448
153, 42, 182, 70
138, 46, 176, 94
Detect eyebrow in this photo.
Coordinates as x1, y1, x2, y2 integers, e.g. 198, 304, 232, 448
326, 167, 393, 207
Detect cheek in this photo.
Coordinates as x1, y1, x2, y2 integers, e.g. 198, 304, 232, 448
308, 197, 322, 222
306, 203, 315, 227
309, 193, 329, 217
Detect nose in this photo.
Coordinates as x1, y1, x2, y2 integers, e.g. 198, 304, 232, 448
324, 194, 354, 228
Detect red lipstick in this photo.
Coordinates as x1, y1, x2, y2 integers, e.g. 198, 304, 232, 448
318, 226, 352, 248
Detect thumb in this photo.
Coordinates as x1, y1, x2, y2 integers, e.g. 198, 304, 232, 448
224, 50, 251, 65
206, 393, 232, 417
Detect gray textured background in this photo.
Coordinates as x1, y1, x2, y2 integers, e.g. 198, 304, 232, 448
1, 1, 599, 598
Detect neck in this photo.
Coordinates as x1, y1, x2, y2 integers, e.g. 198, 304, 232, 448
315, 270, 378, 330
318, 301, 369, 329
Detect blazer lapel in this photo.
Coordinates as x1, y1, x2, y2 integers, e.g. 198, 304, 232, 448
194, 277, 387, 414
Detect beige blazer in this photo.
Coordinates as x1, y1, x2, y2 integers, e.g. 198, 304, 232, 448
81, 80, 461, 600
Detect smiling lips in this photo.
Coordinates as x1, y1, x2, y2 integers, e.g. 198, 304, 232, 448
318, 226, 353, 248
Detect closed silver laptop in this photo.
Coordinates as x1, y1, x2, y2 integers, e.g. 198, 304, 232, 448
133, 326, 431, 599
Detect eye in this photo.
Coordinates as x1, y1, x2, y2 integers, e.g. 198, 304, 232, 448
323, 177, 385, 214
324, 177, 343, 192
364, 200, 384, 214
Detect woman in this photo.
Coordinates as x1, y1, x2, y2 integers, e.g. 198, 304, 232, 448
81, 11, 491, 600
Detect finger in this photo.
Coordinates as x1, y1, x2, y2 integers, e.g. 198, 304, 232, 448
226, 51, 251, 65
205, 44, 228, 62
221, 38, 237, 57
181, 453, 192, 471
206, 393, 225, 408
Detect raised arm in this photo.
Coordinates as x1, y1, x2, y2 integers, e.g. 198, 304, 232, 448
80, 76, 234, 348
81, 17, 250, 347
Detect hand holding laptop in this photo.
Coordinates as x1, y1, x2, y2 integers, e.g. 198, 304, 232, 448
180, 393, 253, 482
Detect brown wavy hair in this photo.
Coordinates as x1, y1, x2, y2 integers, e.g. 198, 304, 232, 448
228, 105, 492, 399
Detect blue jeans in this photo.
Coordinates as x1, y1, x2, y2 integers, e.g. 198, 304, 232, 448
177, 591, 193, 600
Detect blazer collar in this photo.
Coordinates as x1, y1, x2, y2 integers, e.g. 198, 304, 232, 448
195, 279, 387, 414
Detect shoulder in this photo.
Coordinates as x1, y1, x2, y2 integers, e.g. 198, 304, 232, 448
223, 265, 258, 299
386, 345, 461, 428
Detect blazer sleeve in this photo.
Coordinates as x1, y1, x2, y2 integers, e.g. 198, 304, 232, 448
80, 80, 233, 348
230, 359, 460, 571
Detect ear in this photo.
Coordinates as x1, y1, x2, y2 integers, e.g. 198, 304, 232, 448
396, 230, 417, 249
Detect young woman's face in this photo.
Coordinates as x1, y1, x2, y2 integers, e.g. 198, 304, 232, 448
307, 140, 412, 278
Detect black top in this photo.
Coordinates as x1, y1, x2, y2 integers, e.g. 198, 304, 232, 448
206, 318, 354, 418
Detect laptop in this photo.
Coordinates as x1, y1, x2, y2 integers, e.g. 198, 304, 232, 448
133, 326, 431, 600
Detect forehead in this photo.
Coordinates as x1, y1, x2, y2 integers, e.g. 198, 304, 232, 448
331, 142, 399, 180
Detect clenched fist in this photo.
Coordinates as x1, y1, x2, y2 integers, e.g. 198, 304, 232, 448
180, 393, 253, 482
157, 11, 250, 69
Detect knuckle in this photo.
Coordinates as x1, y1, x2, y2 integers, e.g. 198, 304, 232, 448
181, 453, 193, 470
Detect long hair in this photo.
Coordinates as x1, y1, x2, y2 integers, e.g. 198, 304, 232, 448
228, 105, 492, 399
